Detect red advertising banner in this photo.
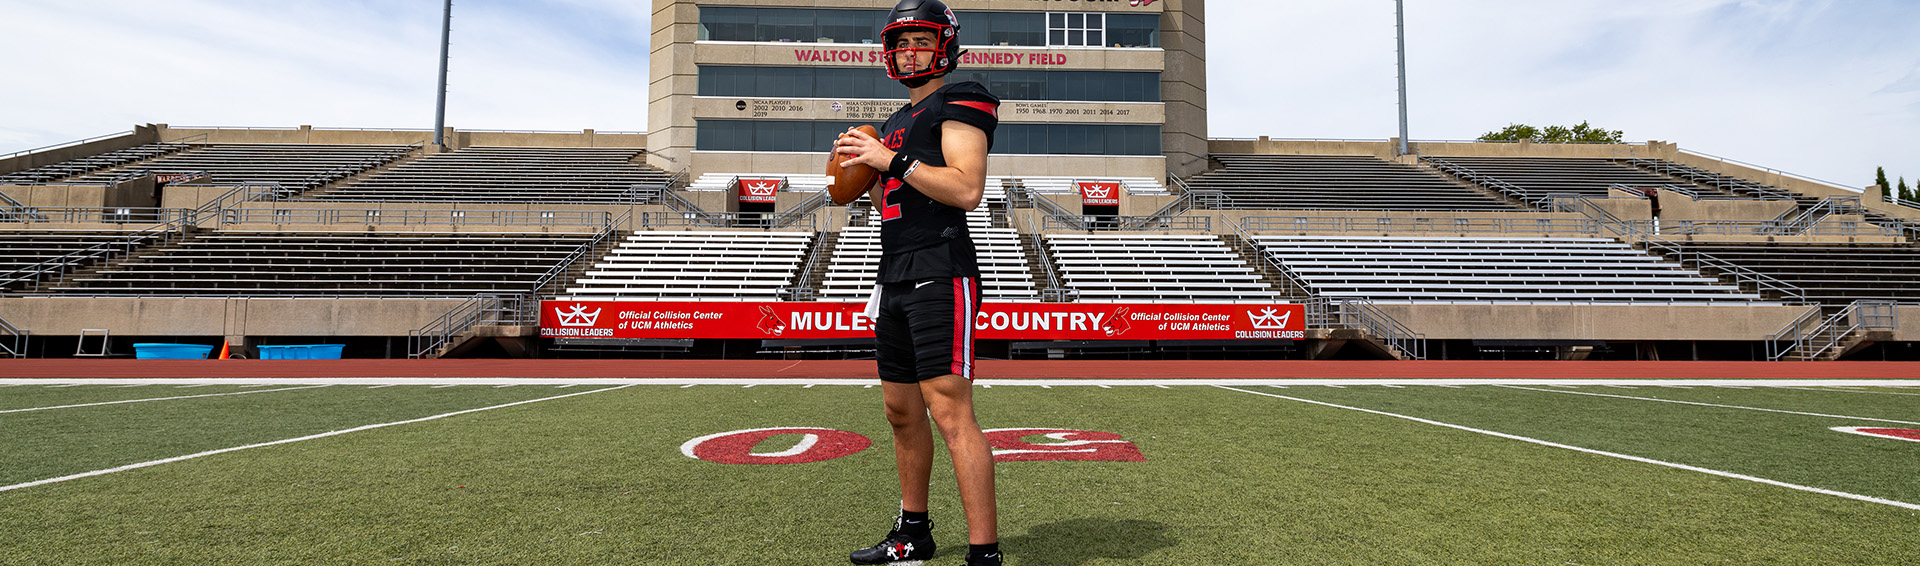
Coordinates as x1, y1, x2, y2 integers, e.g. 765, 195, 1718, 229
541, 301, 1305, 341
736, 178, 783, 204
1078, 181, 1121, 206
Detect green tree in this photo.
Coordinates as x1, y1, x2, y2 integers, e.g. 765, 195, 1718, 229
1900, 177, 1913, 203
1875, 167, 1891, 201
1478, 121, 1624, 144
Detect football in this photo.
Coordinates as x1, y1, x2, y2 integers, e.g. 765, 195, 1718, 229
826, 125, 880, 205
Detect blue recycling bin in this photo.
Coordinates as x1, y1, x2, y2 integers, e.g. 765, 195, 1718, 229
257, 344, 345, 360
133, 343, 215, 360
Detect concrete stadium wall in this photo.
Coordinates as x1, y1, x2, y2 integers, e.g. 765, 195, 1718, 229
1377, 302, 1813, 341
0, 297, 468, 337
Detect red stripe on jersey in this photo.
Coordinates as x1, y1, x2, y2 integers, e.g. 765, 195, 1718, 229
949, 100, 999, 118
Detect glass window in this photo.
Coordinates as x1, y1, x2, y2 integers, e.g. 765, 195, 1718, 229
1047, 11, 1112, 47
1105, 14, 1160, 48
700, 120, 1159, 156
703, 8, 1071, 47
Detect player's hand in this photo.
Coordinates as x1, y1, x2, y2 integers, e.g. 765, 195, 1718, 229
834, 127, 895, 171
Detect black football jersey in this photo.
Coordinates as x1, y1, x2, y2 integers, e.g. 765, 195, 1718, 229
874, 81, 1000, 283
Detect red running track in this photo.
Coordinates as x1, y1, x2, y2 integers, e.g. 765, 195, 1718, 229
1, 359, 1917, 379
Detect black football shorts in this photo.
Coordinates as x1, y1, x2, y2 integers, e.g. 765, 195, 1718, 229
875, 276, 981, 383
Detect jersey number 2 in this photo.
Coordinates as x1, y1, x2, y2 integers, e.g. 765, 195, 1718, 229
880, 179, 903, 221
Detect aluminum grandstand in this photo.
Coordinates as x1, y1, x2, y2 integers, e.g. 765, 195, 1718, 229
2, 125, 1917, 362
0, 0, 1915, 362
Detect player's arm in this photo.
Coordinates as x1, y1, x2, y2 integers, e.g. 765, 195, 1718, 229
836, 122, 989, 211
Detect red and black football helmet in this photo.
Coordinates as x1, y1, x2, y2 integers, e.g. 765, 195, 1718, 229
882, 0, 962, 87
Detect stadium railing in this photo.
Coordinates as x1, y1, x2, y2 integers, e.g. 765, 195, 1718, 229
1766, 300, 1900, 361
529, 210, 628, 301
1042, 214, 1209, 232
0, 313, 26, 357
1241, 215, 1600, 235
219, 208, 612, 229
409, 293, 525, 359
1304, 296, 1427, 360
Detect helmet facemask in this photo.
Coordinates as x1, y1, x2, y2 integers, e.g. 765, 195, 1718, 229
883, 22, 957, 87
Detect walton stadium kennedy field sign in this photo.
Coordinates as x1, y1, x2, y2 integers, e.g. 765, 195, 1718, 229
541, 301, 1305, 341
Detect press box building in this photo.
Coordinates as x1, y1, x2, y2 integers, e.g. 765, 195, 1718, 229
647, 0, 1208, 183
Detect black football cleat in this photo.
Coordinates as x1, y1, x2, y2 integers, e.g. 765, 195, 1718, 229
848, 516, 935, 565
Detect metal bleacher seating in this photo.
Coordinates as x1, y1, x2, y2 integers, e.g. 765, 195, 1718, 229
1046, 233, 1279, 303
1676, 242, 1920, 304
64, 144, 415, 193
1425, 156, 1734, 200
1252, 235, 1763, 303
1004, 176, 1170, 196
1182, 154, 1518, 211
0, 142, 194, 185
563, 231, 814, 302
818, 186, 1037, 302
40, 231, 593, 296
0, 231, 162, 291
312, 146, 671, 203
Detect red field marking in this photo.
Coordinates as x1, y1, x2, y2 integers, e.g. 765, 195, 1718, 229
1, 360, 1917, 380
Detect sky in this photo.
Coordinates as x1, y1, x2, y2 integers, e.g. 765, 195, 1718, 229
1, 0, 1915, 188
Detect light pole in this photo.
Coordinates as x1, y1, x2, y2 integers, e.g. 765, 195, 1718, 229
1395, 0, 1410, 156
433, 0, 452, 151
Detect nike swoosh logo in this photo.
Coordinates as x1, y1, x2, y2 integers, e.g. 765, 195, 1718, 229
915, 281, 934, 289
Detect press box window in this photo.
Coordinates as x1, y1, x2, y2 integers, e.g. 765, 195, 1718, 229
1047, 12, 1102, 47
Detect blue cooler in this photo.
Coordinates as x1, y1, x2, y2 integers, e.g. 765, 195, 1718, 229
133, 343, 215, 360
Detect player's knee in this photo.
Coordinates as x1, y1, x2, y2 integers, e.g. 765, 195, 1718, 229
884, 404, 925, 429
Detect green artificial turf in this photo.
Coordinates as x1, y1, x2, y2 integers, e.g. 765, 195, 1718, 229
0, 383, 1915, 565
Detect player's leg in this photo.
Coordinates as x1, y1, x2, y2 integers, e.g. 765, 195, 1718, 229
882, 381, 933, 514
920, 374, 997, 546
853, 283, 939, 565
905, 276, 1000, 564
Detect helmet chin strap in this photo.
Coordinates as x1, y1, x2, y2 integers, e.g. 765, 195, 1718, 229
900, 76, 932, 88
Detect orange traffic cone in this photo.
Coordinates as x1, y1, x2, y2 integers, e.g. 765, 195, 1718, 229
217, 341, 230, 360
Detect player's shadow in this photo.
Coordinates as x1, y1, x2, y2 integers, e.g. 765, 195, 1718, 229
1001, 518, 1176, 566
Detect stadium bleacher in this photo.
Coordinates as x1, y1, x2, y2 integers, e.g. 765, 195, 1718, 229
1676, 242, 1920, 304
817, 188, 1038, 302
1046, 233, 1279, 303
0, 142, 194, 185
39, 231, 593, 296
311, 146, 671, 203
0, 231, 164, 292
1421, 156, 1736, 201
1252, 235, 1764, 303
61, 143, 416, 195
1182, 154, 1519, 211
562, 230, 814, 302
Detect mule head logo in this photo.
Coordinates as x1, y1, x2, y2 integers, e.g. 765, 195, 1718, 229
556, 304, 601, 327
757, 306, 786, 336
1103, 306, 1132, 337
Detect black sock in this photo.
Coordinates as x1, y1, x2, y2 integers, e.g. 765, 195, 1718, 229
899, 509, 930, 532
969, 542, 999, 557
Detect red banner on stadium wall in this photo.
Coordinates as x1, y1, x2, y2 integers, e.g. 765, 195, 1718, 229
736, 178, 783, 204
541, 301, 1304, 341
1078, 181, 1121, 206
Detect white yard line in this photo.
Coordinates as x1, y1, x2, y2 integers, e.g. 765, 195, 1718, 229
1494, 385, 1920, 426
1775, 386, 1920, 398
0, 385, 335, 415
0, 384, 634, 493
1213, 385, 1920, 512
